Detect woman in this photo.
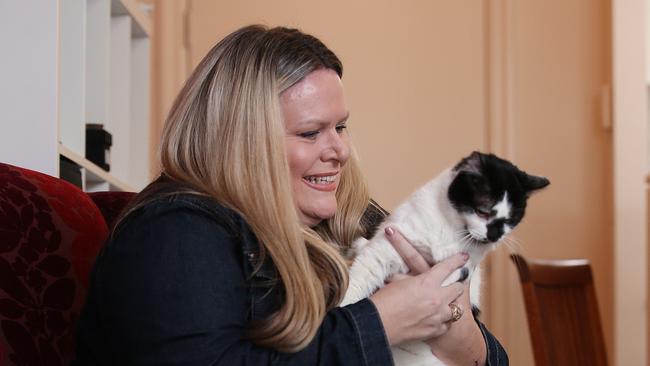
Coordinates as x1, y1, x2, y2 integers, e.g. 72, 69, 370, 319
73, 25, 507, 365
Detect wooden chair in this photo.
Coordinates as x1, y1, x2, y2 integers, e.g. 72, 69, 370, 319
510, 254, 608, 366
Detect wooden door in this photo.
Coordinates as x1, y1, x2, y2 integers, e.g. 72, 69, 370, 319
485, 0, 613, 365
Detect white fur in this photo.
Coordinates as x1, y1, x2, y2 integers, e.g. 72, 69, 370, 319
493, 193, 510, 219
341, 168, 506, 365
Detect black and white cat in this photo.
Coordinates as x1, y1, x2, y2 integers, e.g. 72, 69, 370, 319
341, 151, 549, 365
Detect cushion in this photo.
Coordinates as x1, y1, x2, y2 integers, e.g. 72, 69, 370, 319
0, 162, 108, 366
88, 191, 136, 231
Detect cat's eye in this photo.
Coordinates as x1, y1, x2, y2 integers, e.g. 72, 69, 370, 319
475, 208, 491, 219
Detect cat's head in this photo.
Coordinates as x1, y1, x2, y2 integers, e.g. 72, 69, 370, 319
447, 151, 549, 245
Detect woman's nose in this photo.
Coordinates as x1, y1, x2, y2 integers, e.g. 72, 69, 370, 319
322, 130, 350, 164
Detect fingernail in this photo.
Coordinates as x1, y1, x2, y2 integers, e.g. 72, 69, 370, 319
385, 227, 394, 236
461, 252, 470, 261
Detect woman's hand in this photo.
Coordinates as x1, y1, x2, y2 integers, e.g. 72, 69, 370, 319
369, 229, 467, 346
378, 227, 487, 365
424, 280, 486, 365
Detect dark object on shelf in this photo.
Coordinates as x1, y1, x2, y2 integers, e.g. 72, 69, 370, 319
86, 123, 112, 171
59, 155, 82, 189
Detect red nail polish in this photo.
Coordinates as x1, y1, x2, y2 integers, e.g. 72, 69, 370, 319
385, 227, 394, 236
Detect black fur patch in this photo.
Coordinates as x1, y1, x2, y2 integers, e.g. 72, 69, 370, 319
360, 199, 389, 239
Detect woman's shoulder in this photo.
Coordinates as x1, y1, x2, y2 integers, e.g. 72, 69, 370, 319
124, 191, 242, 235
151, 193, 237, 221
103, 191, 260, 265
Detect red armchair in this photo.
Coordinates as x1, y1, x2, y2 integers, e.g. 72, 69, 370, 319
0, 162, 135, 365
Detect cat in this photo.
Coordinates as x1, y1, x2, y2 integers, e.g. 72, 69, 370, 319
341, 151, 549, 365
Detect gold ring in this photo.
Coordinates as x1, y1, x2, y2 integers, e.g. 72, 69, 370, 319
449, 302, 463, 322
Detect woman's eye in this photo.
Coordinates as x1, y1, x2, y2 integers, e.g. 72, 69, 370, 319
335, 124, 347, 133
299, 131, 319, 139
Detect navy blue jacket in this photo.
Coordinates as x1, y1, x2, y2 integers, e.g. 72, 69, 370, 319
73, 193, 508, 365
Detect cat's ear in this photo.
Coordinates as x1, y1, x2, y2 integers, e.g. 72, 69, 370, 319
455, 151, 483, 174
523, 173, 550, 194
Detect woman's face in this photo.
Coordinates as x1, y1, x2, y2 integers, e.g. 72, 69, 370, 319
281, 69, 351, 227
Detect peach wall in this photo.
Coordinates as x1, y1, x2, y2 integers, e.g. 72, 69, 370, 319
482, 1, 613, 364
495, 0, 614, 363
150, 0, 192, 177
186, 0, 487, 209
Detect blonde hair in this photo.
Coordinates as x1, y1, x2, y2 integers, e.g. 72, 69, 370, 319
146, 25, 369, 351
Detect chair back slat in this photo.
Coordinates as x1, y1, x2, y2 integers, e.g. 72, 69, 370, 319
511, 254, 608, 366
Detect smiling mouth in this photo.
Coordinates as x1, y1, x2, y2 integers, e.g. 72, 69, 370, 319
302, 174, 338, 191
304, 175, 335, 184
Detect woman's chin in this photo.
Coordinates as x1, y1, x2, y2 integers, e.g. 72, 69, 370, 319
299, 206, 337, 227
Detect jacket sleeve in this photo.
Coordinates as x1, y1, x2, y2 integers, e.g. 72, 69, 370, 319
477, 320, 509, 365
84, 203, 394, 366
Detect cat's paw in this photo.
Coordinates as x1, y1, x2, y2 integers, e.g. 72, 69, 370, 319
441, 265, 470, 287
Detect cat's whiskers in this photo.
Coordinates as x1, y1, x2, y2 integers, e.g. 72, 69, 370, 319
459, 232, 474, 251
456, 229, 471, 241
500, 235, 523, 253
454, 229, 469, 241
470, 228, 485, 243
451, 229, 468, 244
511, 236, 525, 253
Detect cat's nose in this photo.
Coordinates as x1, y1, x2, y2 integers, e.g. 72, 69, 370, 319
486, 221, 504, 242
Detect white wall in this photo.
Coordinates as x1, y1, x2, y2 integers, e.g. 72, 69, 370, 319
129, 37, 151, 189
0, 2, 58, 175
109, 15, 132, 183
59, 0, 87, 157
613, 0, 648, 364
